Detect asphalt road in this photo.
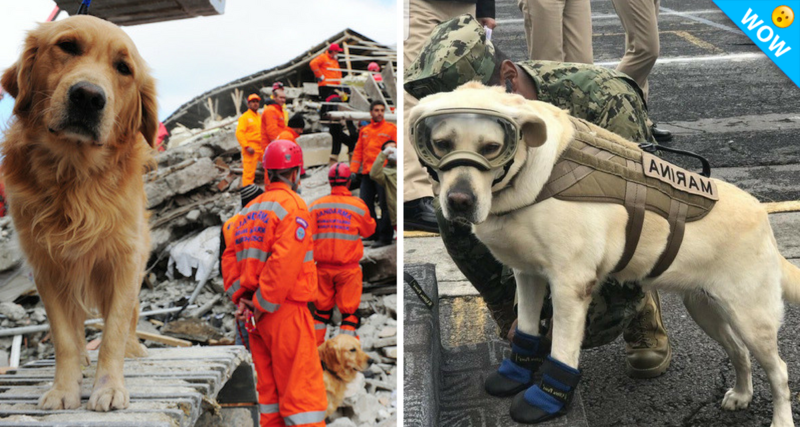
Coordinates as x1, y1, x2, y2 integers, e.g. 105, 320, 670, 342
405, 0, 800, 425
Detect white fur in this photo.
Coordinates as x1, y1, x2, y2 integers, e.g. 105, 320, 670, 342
412, 82, 800, 427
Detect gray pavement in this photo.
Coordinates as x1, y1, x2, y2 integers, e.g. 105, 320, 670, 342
404, 0, 800, 425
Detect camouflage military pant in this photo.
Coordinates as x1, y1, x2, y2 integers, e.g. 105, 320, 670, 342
435, 200, 645, 348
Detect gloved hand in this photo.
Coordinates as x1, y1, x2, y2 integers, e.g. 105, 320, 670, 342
382, 146, 397, 156
317, 76, 325, 82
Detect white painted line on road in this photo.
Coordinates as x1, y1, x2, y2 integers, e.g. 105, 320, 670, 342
496, 9, 723, 25
660, 6, 741, 35
595, 52, 765, 67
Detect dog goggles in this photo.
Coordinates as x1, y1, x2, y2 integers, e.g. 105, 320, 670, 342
411, 108, 520, 184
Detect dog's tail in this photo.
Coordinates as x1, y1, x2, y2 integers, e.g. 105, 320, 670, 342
781, 257, 800, 305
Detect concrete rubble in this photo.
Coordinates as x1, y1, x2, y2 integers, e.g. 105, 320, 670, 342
0, 122, 397, 426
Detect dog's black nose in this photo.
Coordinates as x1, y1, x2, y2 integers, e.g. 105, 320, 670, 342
69, 82, 106, 112
447, 191, 475, 212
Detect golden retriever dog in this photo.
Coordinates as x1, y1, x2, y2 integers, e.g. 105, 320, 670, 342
410, 82, 800, 426
1, 16, 157, 411
318, 334, 371, 417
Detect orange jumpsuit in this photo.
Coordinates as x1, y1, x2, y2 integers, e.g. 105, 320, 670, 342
261, 103, 286, 148
221, 182, 326, 427
350, 120, 397, 174
277, 128, 300, 143
235, 109, 263, 186
309, 52, 342, 87
309, 187, 376, 345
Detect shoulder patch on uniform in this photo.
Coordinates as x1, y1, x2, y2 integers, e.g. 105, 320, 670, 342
296, 226, 306, 241
296, 217, 309, 228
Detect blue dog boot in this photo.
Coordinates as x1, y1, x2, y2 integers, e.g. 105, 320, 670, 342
510, 356, 581, 424
485, 328, 548, 397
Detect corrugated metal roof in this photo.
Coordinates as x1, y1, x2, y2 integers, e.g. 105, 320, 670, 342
53, 0, 224, 26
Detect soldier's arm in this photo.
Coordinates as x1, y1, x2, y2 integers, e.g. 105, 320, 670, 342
601, 94, 654, 143
369, 151, 387, 185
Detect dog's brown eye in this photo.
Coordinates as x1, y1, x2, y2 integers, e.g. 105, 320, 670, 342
58, 41, 80, 55
481, 143, 502, 156
350, 348, 357, 352
116, 62, 132, 76
433, 139, 452, 151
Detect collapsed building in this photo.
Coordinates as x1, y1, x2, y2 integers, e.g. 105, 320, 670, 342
0, 27, 397, 427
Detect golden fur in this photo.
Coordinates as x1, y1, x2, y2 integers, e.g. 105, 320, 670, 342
1, 16, 157, 412
318, 334, 371, 418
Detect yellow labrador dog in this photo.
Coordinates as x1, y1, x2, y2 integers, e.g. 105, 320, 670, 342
410, 82, 800, 427
1, 16, 156, 411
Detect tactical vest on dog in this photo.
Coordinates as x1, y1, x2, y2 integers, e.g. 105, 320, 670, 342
529, 118, 718, 278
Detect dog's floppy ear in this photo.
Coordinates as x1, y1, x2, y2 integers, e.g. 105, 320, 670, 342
139, 75, 158, 147
319, 340, 341, 372
2, 32, 39, 116
517, 111, 548, 148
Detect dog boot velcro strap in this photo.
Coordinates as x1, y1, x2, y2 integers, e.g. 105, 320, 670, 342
510, 356, 581, 424
485, 329, 543, 397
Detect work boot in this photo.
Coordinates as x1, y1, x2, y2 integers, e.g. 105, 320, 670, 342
486, 298, 517, 340
404, 197, 439, 233
651, 123, 673, 144
623, 290, 672, 379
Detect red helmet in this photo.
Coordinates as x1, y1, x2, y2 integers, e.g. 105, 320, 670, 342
264, 140, 303, 170
272, 82, 284, 91
328, 162, 351, 186
368, 62, 380, 72
329, 43, 344, 53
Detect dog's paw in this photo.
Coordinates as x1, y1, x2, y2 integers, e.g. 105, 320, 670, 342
721, 388, 751, 410
87, 384, 129, 411
39, 386, 82, 410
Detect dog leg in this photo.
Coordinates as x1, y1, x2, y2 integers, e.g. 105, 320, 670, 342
516, 271, 547, 337
38, 286, 83, 410
683, 294, 752, 410
87, 262, 139, 412
726, 297, 793, 427
73, 309, 91, 368
548, 279, 593, 368
124, 299, 148, 358
508, 277, 592, 423
485, 271, 548, 397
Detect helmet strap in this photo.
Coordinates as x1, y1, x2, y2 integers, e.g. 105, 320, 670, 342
269, 168, 300, 192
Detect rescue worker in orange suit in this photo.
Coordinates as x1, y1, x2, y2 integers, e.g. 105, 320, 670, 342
220, 184, 264, 348
277, 114, 307, 177
368, 62, 383, 83
350, 100, 396, 248
309, 163, 376, 345
276, 114, 305, 144
221, 140, 327, 427
310, 43, 344, 100
235, 94, 263, 187
261, 87, 287, 148
271, 82, 289, 123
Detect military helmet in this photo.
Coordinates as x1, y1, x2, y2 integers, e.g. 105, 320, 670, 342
404, 14, 497, 100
